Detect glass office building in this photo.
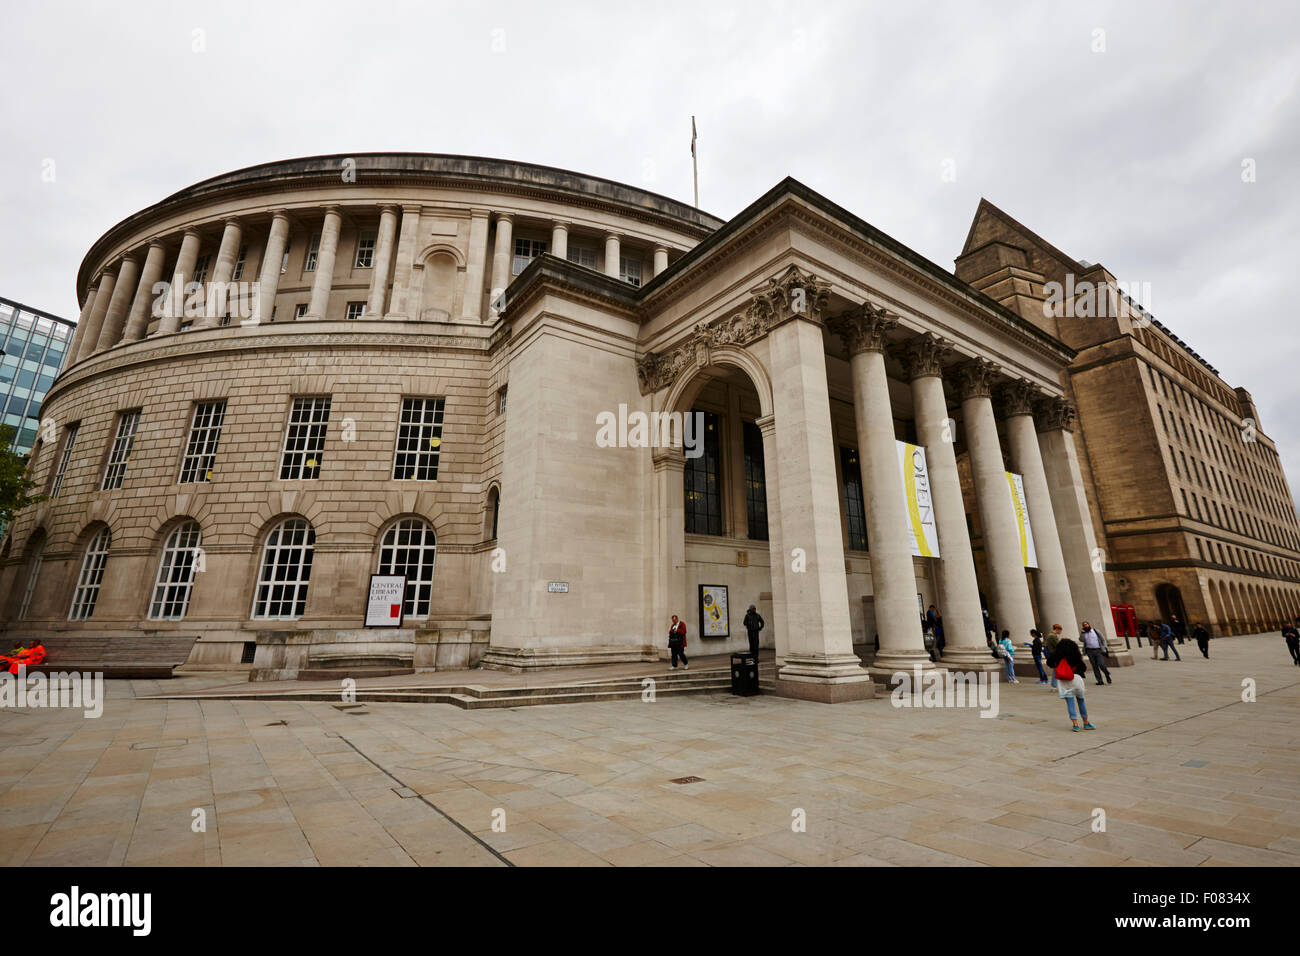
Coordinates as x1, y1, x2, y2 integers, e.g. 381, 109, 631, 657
0, 297, 74, 455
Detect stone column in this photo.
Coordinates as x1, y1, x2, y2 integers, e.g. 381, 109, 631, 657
653, 246, 669, 277
305, 207, 342, 320
94, 255, 139, 352
955, 358, 1036, 643
198, 218, 242, 328
65, 285, 100, 365
757, 414, 790, 663
123, 241, 167, 342
462, 209, 490, 323
828, 306, 930, 675
488, 213, 514, 319
386, 205, 422, 320
550, 221, 569, 261
651, 448, 686, 656
366, 205, 399, 318
1002, 380, 1077, 638
763, 271, 871, 700
902, 333, 992, 668
603, 233, 621, 278
75, 270, 117, 362
255, 212, 290, 324
158, 229, 201, 335
1036, 398, 1134, 664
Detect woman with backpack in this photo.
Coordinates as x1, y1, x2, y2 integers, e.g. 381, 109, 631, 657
1046, 636, 1096, 731
997, 629, 1019, 683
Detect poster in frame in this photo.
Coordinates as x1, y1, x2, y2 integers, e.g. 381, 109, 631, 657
699, 584, 729, 638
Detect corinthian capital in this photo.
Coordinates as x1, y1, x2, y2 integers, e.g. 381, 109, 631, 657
997, 378, 1042, 418
748, 264, 832, 326
896, 332, 951, 380
1034, 396, 1077, 433
827, 302, 897, 356
951, 358, 1002, 401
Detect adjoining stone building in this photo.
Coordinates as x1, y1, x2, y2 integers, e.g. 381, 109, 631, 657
957, 200, 1300, 636
0, 154, 1171, 697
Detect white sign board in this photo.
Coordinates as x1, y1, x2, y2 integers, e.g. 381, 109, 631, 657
366, 574, 406, 627
896, 441, 940, 557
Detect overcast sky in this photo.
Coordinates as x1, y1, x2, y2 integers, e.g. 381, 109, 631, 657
3, 0, 1298, 496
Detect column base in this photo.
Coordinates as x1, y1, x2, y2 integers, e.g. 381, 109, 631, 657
1107, 646, 1136, 667
867, 648, 942, 683
774, 654, 874, 702
935, 646, 1004, 670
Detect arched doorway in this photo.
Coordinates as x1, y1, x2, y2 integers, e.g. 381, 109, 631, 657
1154, 582, 1186, 626
662, 352, 780, 659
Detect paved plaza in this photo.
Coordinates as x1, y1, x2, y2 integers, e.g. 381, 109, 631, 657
1, 633, 1298, 867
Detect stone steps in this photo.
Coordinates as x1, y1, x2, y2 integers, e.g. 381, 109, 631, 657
145, 665, 780, 709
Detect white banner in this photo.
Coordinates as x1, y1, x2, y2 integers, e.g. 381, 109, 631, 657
1005, 472, 1038, 568
366, 574, 406, 627
897, 441, 940, 557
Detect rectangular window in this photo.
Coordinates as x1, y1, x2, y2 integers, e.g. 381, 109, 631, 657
345, 301, 366, 320
192, 255, 211, 285
280, 250, 289, 274
232, 244, 247, 281
305, 233, 320, 271
684, 410, 722, 535
497, 386, 507, 416
567, 246, 597, 269
50, 422, 80, 497
101, 410, 141, 490
743, 421, 768, 541
841, 447, 868, 551
179, 400, 227, 483
294, 303, 309, 319
619, 256, 642, 287
279, 397, 331, 480
355, 232, 375, 269
512, 237, 546, 275
392, 397, 446, 481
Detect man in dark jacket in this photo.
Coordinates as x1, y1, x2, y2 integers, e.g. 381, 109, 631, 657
1171, 615, 1187, 645
1283, 622, 1300, 666
743, 605, 764, 657
1192, 622, 1210, 659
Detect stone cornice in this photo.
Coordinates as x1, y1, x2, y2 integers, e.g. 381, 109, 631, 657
635, 265, 830, 394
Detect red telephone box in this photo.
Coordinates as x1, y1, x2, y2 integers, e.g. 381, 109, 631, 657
1110, 603, 1137, 638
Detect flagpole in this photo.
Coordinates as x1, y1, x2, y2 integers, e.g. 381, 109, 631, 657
691, 115, 699, 208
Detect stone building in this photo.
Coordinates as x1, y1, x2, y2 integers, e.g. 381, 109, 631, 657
958, 200, 1300, 636
1, 154, 1153, 697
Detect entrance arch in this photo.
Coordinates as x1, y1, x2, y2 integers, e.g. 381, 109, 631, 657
1154, 582, 1186, 626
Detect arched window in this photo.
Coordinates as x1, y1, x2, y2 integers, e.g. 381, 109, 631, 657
149, 521, 203, 620
377, 518, 436, 619
17, 531, 46, 620
486, 486, 500, 540
69, 527, 111, 620
252, 519, 315, 619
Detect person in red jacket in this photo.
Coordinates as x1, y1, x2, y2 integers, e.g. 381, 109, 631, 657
5, 639, 45, 674
668, 615, 689, 670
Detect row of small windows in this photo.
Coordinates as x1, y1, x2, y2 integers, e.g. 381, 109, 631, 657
21, 517, 439, 623
1191, 532, 1300, 580
37, 395, 449, 496
511, 237, 644, 287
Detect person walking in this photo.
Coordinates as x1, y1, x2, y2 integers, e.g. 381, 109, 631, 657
1045, 625, 1065, 688
668, 614, 689, 670
1046, 636, 1096, 732
1283, 621, 1300, 666
1080, 622, 1112, 685
1158, 622, 1181, 661
1171, 614, 1187, 645
1150, 622, 1164, 660
743, 604, 764, 657
1029, 629, 1049, 684
1192, 622, 1210, 659
998, 629, 1020, 683
934, 613, 946, 659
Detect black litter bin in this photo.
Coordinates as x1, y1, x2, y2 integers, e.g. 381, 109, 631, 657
730, 652, 759, 696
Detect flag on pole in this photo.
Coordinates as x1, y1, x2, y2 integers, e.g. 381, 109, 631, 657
691, 116, 697, 158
